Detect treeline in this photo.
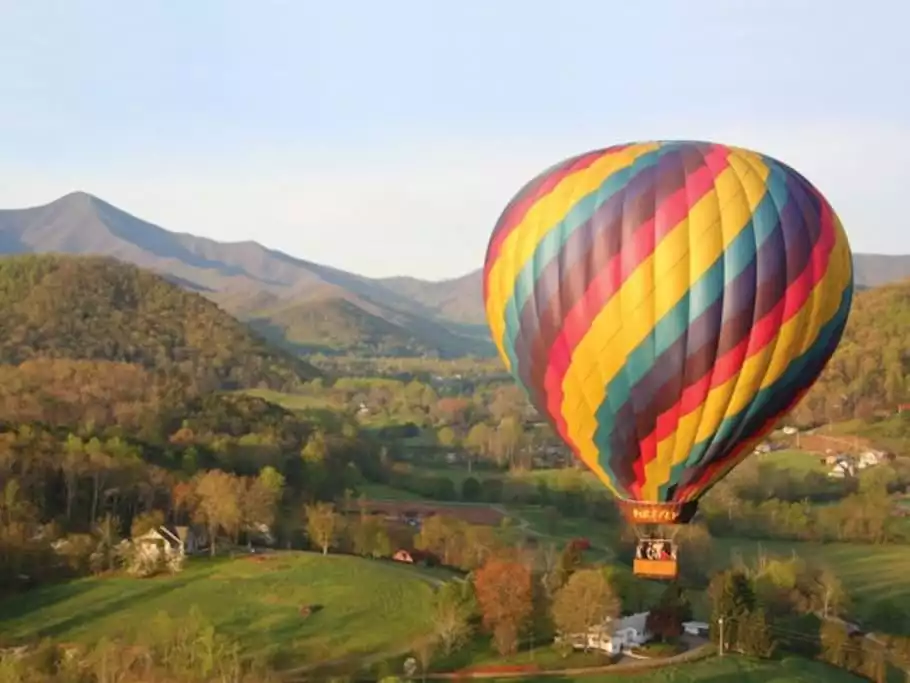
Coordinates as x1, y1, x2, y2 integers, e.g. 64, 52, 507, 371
790, 280, 910, 426
0, 387, 385, 591
700, 456, 910, 544
288, 373, 570, 470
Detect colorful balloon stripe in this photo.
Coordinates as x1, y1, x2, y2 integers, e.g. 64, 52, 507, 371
483, 141, 853, 507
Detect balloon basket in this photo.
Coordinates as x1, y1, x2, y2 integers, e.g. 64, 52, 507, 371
616, 501, 696, 581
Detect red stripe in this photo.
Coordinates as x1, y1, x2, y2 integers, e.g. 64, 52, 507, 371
542, 147, 731, 445
649, 197, 836, 446
482, 149, 609, 302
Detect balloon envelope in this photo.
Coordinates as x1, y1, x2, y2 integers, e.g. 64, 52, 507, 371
483, 141, 853, 523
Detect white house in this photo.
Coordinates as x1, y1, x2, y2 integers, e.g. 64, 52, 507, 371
133, 525, 205, 560
857, 451, 883, 469
566, 612, 652, 655
134, 526, 185, 562
828, 459, 855, 478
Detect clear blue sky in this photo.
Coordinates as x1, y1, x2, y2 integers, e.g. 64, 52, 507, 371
0, 1, 907, 279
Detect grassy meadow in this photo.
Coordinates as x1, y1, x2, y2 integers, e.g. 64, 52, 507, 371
0, 552, 438, 669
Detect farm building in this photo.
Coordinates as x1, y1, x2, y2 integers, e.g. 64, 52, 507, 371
683, 620, 710, 637
391, 549, 438, 566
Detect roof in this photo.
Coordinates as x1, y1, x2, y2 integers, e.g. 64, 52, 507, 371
136, 525, 183, 548
683, 621, 710, 629
596, 612, 649, 636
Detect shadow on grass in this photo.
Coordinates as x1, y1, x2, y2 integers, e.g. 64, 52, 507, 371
3, 571, 208, 643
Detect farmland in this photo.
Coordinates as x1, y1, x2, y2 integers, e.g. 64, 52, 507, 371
0, 552, 438, 669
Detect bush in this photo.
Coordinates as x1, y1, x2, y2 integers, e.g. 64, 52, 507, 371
461, 477, 482, 502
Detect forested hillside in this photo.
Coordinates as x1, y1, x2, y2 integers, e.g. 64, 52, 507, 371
791, 279, 910, 425
0, 255, 319, 392
0, 256, 379, 594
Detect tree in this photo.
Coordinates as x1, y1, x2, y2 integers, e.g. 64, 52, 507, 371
193, 470, 242, 556
820, 620, 850, 668
602, 564, 648, 613
473, 557, 534, 655
131, 509, 165, 538
350, 516, 391, 558
461, 477, 482, 502
431, 581, 474, 656
415, 515, 465, 567
550, 568, 620, 649
646, 583, 692, 642
739, 608, 776, 658
61, 434, 87, 521
545, 540, 583, 595
304, 502, 337, 555
437, 427, 457, 448
708, 569, 756, 651
241, 466, 285, 539
815, 568, 847, 619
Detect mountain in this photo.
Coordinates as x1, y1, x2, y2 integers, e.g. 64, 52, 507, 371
0, 253, 319, 391
852, 254, 910, 290
0, 192, 907, 359
0, 192, 492, 358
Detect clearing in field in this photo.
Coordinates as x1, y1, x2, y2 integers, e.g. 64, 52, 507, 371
0, 552, 436, 668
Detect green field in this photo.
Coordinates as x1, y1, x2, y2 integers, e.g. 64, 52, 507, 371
754, 448, 828, 473
827, 415, 910, 454
711, 537, 910, 629
0, 552, 437, 668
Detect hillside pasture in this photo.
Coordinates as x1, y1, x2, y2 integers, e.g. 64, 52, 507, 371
0, 552, 436, 669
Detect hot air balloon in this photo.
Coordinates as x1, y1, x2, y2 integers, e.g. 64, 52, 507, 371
482, 140, 853, 579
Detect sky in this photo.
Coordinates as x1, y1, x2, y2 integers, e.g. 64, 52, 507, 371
0, 1, 908, 280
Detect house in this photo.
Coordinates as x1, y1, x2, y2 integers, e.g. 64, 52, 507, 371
565, 612, 652, 655
682, 621, 710, 637
828, 459, 855, 478
134, 526, 185, 562
857, 451, 883, 469
134, 525, 204, 559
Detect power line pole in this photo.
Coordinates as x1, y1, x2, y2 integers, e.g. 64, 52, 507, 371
718, 617, 725, 657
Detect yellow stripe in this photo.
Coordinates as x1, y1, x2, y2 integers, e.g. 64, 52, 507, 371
560, 155, 769, 498
569, 441, 620, 497
485, 143, 661, 365
681, 227, 852, 501
660, 204, 851, 484
644, 151, 771, 497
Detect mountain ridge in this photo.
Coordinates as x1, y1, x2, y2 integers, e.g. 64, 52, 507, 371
1, 192, 908, 358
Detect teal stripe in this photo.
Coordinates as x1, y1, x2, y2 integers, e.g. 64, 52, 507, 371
590, 185, 780, 482
660, 281, 852, 498
500, 146, 676, 373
